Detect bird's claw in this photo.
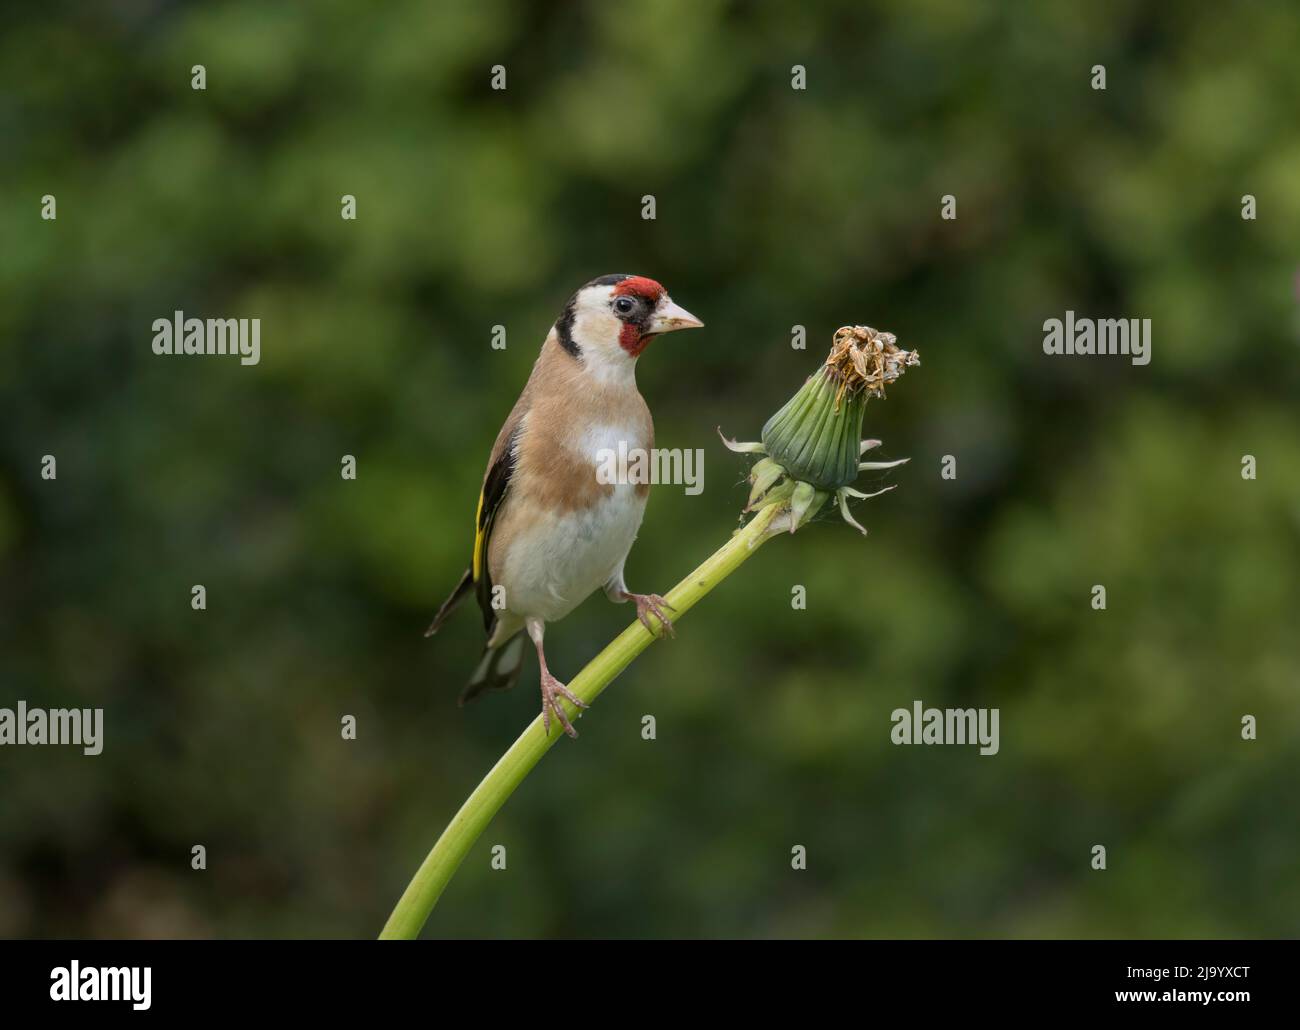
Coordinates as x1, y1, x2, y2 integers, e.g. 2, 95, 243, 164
630, 593, 676, 638
540, 671, 587, 739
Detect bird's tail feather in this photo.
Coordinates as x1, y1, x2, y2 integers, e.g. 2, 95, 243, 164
460, 631, 526, 706
425, 568, 473, 637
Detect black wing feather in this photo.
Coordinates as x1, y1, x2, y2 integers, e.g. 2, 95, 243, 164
474, 427, 520, 635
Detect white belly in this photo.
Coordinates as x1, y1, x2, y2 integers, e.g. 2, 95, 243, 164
499, 485, 647, 622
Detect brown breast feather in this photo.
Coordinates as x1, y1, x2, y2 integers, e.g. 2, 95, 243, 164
485, 334, 654, 573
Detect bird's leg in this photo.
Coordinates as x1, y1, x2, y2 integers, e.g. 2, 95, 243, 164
627, 592, 676, 637
616, 591, 677, 637
605, 568, 676, 637
526, 617, 587, 738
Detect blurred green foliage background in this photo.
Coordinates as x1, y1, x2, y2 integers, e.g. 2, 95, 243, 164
2, 1, 1298, 938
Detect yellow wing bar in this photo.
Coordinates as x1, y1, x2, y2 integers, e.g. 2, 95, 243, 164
471, 489, 486, 581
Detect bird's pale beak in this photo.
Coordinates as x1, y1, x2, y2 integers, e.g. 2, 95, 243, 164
648, 299, 704, 335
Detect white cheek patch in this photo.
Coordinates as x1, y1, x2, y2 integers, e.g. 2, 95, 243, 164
572, 303, 639, 386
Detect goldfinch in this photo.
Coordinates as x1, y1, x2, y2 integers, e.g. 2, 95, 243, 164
426, 274, 704, 737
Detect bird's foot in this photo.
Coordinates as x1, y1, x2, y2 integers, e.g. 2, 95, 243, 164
628, 592, 676, 638
540, 670, 588, 739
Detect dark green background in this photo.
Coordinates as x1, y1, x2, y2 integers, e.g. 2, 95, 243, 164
2, 1, 1297, 938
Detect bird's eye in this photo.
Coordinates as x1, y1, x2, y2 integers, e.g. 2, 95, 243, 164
613, 297, 635, 315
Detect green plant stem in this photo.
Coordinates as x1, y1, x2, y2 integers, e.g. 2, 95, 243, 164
379, 502, 783, 939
